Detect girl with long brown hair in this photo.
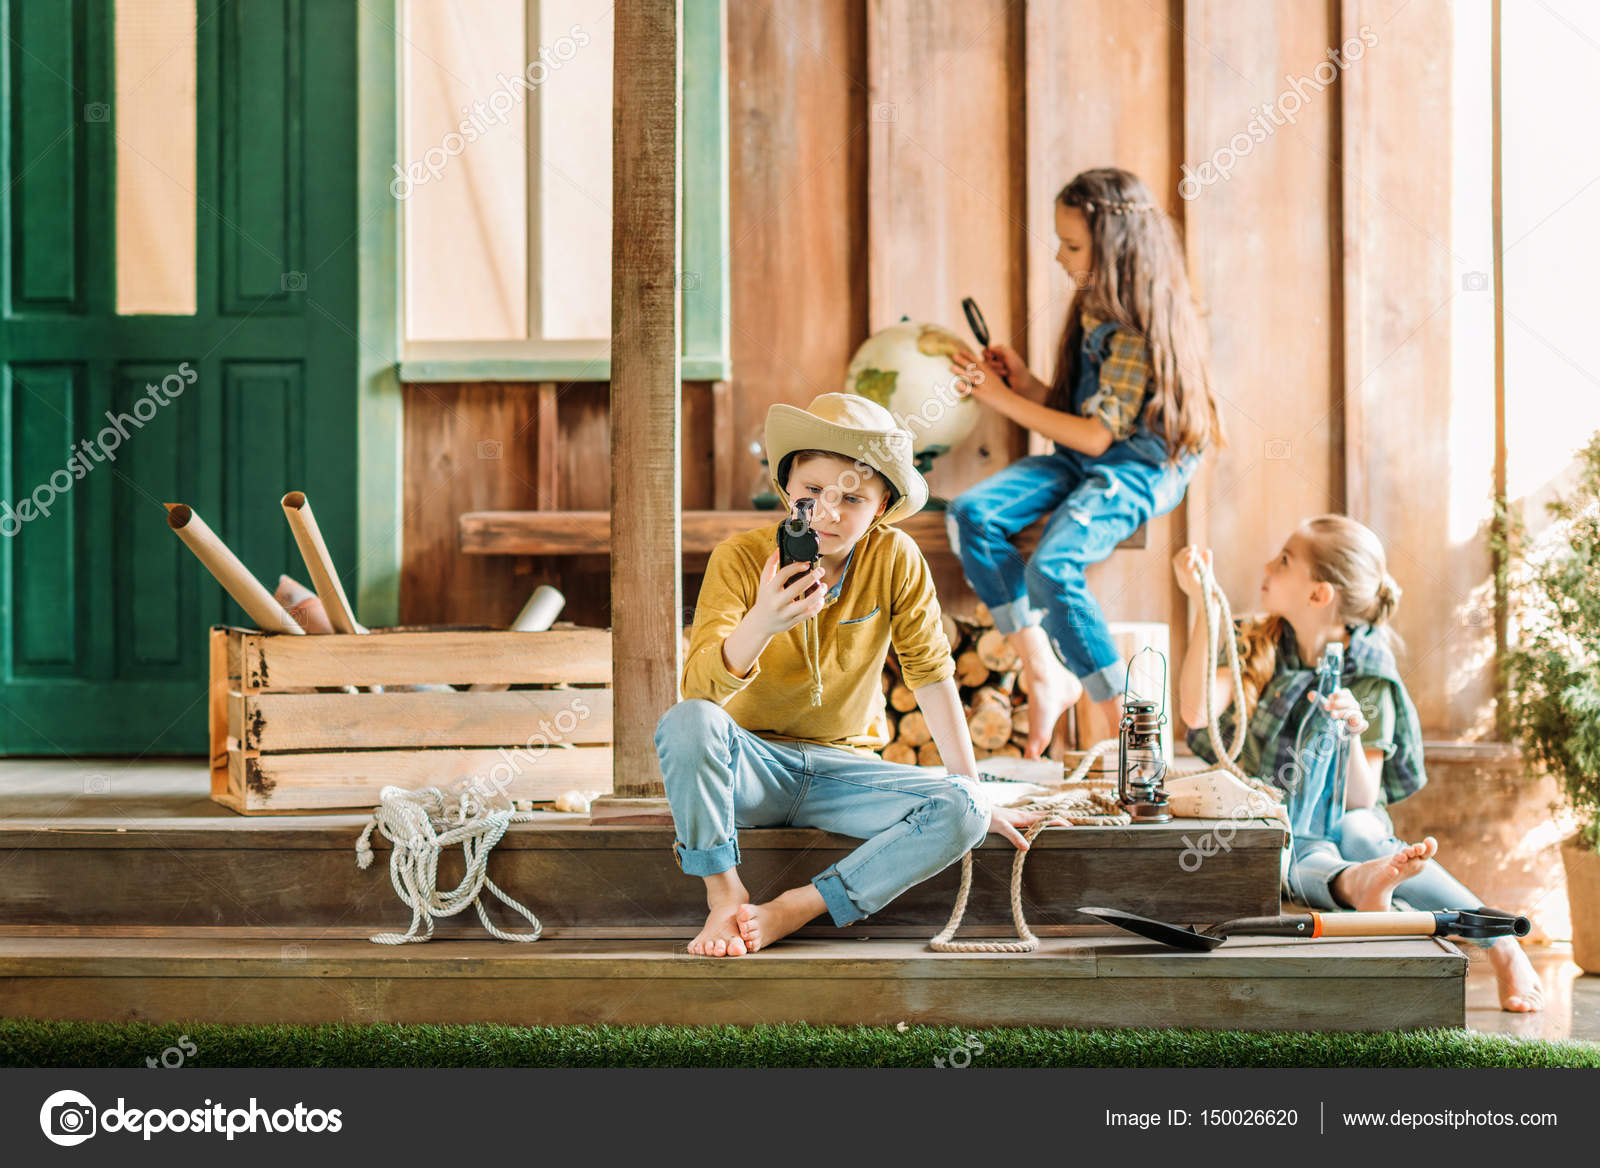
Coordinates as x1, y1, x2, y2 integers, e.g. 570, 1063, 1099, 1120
946, 167, 1220, 756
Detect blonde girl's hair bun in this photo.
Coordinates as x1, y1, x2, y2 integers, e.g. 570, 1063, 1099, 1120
1374, 572, 1401, 624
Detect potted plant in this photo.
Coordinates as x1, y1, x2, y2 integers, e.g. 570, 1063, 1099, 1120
1501, 429, 1600, 974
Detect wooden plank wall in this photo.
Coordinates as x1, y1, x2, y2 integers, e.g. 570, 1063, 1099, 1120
401, 0, 1494, 741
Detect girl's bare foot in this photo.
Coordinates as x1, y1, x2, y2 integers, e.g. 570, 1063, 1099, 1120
1485, 937, 1545, 1012
1007, 626, 1083, 759
688, 900, 748, 956
1331, 837, 1439, 911
1021, 662, 1083, 759
735, 887, 824, 953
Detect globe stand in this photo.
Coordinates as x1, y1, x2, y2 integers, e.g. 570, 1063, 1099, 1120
915, 446, 952, 510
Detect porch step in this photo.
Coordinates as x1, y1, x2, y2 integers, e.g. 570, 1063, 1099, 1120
0, 931, 1465, 1031
0, 759, 1284, 936
2, 812, 1283, 937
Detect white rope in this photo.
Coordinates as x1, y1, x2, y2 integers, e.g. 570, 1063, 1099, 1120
354, 784, 544, 944
930, 562, 1281, 952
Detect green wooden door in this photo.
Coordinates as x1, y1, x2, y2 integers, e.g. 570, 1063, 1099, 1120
0, 0, 359, 754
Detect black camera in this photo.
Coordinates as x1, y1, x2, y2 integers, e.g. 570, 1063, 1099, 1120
777, 497, 821, 599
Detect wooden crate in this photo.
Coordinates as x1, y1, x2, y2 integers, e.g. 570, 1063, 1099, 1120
208, 624, 614, 814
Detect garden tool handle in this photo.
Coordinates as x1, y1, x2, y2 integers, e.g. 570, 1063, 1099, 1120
1311, 911, 1440, 937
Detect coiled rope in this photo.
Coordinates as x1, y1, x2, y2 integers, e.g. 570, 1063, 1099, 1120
354, 784, 544, 944
930, 562, 1281, 952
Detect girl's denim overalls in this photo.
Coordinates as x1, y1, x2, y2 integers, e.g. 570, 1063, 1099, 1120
946, 320, 1199, 702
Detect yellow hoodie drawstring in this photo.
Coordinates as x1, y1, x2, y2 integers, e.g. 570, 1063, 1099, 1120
806, 614, 823, 706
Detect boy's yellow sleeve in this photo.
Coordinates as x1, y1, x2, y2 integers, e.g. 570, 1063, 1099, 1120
889, 531, 956, 690
682, 539, 764, 705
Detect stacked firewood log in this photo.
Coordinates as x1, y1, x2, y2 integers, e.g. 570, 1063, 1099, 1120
879, 602, 1063, 766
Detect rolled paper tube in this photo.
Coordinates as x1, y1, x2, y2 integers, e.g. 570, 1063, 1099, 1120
166, 504, 303, 635
281, 491, 366, 634
469, 585, 567, 692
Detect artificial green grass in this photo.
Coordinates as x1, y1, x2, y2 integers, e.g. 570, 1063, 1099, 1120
1, 1020, 1597, 1068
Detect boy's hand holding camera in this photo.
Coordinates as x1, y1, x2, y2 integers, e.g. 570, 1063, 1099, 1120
719, 550, 826, 679
754, 548, 825, 636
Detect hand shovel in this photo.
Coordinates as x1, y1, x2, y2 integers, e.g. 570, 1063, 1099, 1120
1078, 904, 1530, 953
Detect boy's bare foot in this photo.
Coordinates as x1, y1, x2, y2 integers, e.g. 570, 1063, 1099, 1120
688, 900, 748, 957
735, 888, 822, 953
1486, 937, 1545, 1012
1021, 661, 1083, 759
1332, 837, 1439, 911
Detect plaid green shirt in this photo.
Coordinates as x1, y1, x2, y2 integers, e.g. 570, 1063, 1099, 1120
1080, 310, 1151, 441
1185, 619, 1428, 806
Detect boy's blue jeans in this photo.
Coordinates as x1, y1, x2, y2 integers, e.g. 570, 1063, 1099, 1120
1284, 806, 1496, 949
946, 449, 1192, 702
653, 699, 989, 926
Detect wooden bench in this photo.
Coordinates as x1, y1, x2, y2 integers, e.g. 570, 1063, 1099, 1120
457, 508, 1146, 559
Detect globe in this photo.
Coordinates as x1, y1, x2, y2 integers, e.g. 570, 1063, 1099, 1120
843, 321, 982, 460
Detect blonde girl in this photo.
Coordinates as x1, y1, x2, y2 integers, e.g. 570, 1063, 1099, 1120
1175, 515, 1543, 1012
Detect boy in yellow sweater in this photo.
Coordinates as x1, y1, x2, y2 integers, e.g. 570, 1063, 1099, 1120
655, 392, 1057, 956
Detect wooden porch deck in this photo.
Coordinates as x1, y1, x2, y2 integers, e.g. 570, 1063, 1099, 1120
0, 759, 1467, 1031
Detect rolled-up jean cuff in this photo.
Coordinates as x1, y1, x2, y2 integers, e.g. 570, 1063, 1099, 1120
987, 597, 1041, 635
811, 867, 865, 927
1083, 662, 1125, 704
674, 837, 740, 877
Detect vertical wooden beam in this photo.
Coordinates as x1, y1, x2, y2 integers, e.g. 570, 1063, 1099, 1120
535, 382, 560, 510
1490, 0, 1508, 740
710, 380, 734, 510
1178, 0, 1210, 722
356, 0, 403, 626
610, 0, 682, 799
1339, 0, 1366, 522
865, 0, 1023, 506
683, 0, 732, 381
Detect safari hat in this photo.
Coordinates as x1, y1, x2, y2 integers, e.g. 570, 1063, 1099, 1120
765, 392, 928, 526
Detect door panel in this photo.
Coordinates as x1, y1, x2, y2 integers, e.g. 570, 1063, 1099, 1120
0, 0, 358, 754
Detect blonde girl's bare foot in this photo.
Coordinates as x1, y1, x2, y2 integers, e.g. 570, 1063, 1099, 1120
687, 901, 748, 957
1332, 837, 1439, 911
735, 889, 821, 953
1486, 937, 1545, 1012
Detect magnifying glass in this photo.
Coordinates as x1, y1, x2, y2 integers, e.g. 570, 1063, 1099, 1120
960, 296, 1010, 387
